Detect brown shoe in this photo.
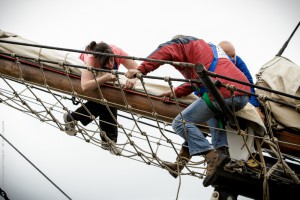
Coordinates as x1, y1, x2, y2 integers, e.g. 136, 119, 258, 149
203, 149, 227, 187
164, 146, 191, 178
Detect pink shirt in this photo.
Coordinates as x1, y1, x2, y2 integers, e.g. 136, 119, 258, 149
80, 45, 129, 69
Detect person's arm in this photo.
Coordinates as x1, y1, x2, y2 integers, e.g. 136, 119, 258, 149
125, 40, 184, 78
119, 54, 140, 89
81, 68, 116, 92
235, 56, 260, 107
80, 55, 116, 92
235, 56, 265, 121
112, 45, 140, 89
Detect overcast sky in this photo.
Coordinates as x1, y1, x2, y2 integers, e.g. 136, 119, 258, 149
0, 0, 300, 200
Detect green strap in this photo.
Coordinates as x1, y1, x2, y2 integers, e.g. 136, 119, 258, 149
202, 92, 224, 129
191, 85, 224, 129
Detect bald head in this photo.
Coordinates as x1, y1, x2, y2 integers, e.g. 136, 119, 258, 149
219, 41, 236, 62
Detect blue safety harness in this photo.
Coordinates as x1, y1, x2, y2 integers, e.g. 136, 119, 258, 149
194, 43, 218, 95
193, 43, 224, 128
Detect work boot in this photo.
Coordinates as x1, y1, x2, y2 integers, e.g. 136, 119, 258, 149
164, 146, 191, 178
217, 146, 231, 163
203, 149, 227, 187
217, 146, 229, 156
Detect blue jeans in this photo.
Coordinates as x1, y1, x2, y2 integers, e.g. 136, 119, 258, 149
171, 95, 249, 156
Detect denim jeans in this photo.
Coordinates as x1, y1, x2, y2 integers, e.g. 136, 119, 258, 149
172, 95, 249, 156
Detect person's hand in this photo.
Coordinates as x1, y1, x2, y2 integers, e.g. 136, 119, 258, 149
159, 90, 175, 102
125, 69, 142, 79
104, 73, 117, 82
124, 78, 137, 89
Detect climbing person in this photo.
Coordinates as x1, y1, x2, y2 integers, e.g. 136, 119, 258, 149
218, 41, 264, 121
162, 39, 265, 179
125, 35, 250, 187
63, 41, 139, 155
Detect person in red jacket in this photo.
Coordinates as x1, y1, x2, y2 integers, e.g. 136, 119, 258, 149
64, 41, 138, 155
125, 36, 250, 186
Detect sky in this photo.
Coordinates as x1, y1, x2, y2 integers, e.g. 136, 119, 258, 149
0, 0, 300, 200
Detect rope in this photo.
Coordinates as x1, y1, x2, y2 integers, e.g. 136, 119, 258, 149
0, 133, 72, 200
1, 41, 300, 200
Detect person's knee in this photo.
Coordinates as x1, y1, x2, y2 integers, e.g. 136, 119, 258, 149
171, 117, 183, 132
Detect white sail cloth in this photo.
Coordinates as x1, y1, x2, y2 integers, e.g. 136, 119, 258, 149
256, 56, 300, 132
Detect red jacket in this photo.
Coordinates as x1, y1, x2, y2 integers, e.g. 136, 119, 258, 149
138, 36, 250, 99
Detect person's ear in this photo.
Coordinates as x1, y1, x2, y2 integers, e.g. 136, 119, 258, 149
109, 57, 114, 65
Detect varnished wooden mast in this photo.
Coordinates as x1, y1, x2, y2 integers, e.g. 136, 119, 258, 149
0, 55, 186, 123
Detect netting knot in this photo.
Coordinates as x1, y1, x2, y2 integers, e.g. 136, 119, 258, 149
101, 98, 107, 103
87, 66, 93, 71
126, 105, 132, 110
225, 84, 236, 92
136, 72, 143, 79
152, 112, 157, 118
166, 139, 172, 143
164, 76, 170, 82
237, 129, 245, 136
111, 70, 117, 75
258, 94, 267, 102
296, 104, 300, 113
272, 137, 278, 143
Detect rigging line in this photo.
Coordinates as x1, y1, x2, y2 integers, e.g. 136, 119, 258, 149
0, 79, 280, 146
4, 50, 299, 106
0, 50, 204, 89
220, 82, 299, 109
1, 86, 183, 149
2, 72, 74, 101
0, 50, 278, 105
0, 40, 194, 68
276, 21, 300, 57
0, 133, 72, 200
209, 71, 300, 101
1, 85, 261, 149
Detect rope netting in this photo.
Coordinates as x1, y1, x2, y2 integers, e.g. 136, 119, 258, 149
0, 41, 300, 200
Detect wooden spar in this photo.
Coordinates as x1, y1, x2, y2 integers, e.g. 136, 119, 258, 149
0, 55, 186, 123
1, 55, 300, 157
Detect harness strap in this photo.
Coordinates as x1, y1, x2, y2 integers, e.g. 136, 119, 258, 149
194, 43, 224, 129
194, 43, 218, 95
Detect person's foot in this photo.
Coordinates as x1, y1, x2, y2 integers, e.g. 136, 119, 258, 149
63, 112, 77, 136
101, 133, 121, 155
203, 149, 227, 187
164, 146, 191, 178
108, 141, 121, 155
217, 146, 231, 163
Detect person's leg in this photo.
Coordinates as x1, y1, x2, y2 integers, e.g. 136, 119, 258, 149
203, 95, 249, 187
99, 106, 118, 142
171, 98, 215, 156
71, 101, 104, 126
210, 95, 249, 148
208, 118, 228, 149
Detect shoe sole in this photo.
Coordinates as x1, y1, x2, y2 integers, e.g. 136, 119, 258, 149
63, 113, 77, 136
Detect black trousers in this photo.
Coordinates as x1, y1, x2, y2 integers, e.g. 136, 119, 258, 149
71, 101, 118, 142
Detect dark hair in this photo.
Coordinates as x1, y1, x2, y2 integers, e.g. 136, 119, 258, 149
86, 41, 114, 68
